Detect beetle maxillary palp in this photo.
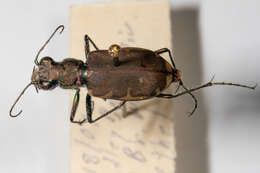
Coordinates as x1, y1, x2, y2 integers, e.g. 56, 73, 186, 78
108, 44, 121, 66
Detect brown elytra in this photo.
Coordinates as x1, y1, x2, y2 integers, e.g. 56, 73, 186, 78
86, 47, 175, 101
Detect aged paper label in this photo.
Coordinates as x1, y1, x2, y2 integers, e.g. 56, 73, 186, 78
70, 1, 176, 173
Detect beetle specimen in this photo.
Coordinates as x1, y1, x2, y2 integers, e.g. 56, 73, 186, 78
9, 25, 256, 124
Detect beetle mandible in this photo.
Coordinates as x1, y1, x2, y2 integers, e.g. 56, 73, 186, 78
9, 25, 256, 124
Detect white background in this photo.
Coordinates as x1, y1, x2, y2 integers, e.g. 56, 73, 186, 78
0, 0, 259, 173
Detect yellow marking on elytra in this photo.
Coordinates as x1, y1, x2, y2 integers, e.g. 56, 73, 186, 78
120, 88, 147, 100
87, 89, 93, 96
99, 91, 113, 99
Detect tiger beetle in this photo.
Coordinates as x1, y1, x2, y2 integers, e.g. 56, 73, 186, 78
9, 25, 257, 125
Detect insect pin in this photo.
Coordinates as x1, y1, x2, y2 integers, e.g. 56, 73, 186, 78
9, 25, 257, 125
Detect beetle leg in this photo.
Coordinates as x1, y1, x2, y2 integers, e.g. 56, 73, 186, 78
155, 48, 176, 68
156, 92, 198, 116
85, 35, 99, 64
70, 88, 86, 125
156, 77, 256, 116
156, 79, 198, 116
86, 94, 93, 123
85, 35, 99, 54
86, 94, 126, 123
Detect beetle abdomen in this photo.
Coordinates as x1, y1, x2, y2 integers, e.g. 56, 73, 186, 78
86, 47, 174, 101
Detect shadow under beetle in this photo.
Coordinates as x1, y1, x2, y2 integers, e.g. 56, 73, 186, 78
9, 25, 256, 125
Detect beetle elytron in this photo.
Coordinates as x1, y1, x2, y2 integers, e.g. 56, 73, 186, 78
9, 25, 256, 124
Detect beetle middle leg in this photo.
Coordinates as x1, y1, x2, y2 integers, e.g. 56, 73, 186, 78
86, 94, 126, 123
155, 48, 176, 68
70, 88, 86, 124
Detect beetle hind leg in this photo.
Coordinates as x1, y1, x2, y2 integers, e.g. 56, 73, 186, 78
86, 94, 126, 123
156, 80, 198, 116
155, 48, 176, 68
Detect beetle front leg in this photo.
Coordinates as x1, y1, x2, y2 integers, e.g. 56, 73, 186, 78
155, 48, 176, 68
70, 88, 86, 124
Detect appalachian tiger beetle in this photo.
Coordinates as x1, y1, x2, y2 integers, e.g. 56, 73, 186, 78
9, 25, 257, 125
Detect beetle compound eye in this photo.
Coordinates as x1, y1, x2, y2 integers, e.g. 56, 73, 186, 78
108, 44, 121, 57
40, 56, 54, 66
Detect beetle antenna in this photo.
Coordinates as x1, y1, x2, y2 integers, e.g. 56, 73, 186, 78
34, 25, 64, 65
10, 82, 34, 117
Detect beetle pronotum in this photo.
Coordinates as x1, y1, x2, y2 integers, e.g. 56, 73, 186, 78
9, 25, 256, 124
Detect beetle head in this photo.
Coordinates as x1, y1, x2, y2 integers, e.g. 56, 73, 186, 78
9, 25, 64, 118
31, 56, 58, 90
31, 25, 64, 91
